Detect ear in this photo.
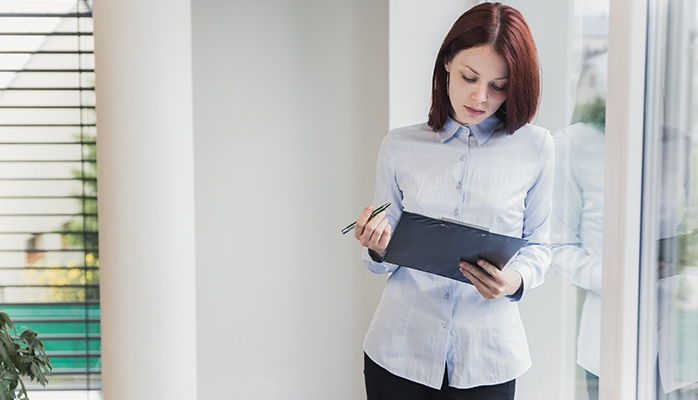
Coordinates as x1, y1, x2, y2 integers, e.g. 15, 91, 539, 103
444, 61, 451, 73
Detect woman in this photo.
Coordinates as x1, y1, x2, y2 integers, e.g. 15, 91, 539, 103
353, 3, 553, 399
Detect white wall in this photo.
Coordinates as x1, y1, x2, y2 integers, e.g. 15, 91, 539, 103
96, 0, 389, 398
389, 0, 475, 129
190, 1, 388, 399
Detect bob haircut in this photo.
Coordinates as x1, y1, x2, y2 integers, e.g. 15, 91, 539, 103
428, 2, 540, 134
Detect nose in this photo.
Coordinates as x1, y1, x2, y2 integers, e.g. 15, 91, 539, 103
472, 82, 487, 103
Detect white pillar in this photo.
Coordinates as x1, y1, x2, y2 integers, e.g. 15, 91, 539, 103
93, 1, 197, 399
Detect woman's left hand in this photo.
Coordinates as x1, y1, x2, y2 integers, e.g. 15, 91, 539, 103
459, 260, 522, 300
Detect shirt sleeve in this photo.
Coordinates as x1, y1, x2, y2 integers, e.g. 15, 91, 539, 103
550, 130, 603, 295
505, 130, 554, 299
361, 132, 404, 274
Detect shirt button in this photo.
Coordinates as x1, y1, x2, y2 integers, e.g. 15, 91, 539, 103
442, 322, 448, 328
456, 182, 462, 189
444, 293, 450, 300
453, 209, 458, 216
459, 155, 465, 161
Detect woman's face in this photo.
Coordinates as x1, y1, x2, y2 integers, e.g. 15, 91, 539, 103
444, 45, 509, 126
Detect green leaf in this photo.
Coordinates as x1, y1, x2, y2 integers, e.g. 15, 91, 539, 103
18, 331, 36, 350
0, 311, 51, 399
0, 341, 11, 366
0, 311, 15, 334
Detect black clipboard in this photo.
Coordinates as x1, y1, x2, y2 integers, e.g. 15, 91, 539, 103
382, 211, 527, 284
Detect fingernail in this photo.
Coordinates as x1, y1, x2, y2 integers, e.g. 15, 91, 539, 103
367, 206, 374, 212
478, 260, 484, 266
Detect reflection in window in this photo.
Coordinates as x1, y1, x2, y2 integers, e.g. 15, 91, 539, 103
642, 0, 698, 398
550, 1, 608, 400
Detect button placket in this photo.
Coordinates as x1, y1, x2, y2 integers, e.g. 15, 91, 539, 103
457, 132, 473, 219
456, 152, 465, 216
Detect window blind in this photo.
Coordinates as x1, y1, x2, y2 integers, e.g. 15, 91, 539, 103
0, 0, 100, 394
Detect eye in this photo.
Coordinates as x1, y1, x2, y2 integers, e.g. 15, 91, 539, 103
491, 83, 507, 92
461, 74, 476, 83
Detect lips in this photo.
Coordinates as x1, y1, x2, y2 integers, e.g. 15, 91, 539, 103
465, 106, 485, 116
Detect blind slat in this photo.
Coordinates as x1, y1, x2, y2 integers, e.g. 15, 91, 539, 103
0, 3, 101, 392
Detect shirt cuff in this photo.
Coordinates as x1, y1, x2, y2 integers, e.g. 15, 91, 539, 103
367, 249, 383, 262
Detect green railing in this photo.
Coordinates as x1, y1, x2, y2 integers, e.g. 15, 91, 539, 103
2, 303, 101, 390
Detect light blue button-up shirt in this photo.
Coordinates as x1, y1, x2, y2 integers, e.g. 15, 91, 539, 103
362, 115, 554, 389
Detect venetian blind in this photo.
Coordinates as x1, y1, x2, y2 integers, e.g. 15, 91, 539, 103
0, 0, 100, 395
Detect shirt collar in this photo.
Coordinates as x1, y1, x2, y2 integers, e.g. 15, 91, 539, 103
437, 115, 504, 146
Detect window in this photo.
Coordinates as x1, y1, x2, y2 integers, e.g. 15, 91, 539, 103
0, 0, 100, 397
640, 0, 698, 398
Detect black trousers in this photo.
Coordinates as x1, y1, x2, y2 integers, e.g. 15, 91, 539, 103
364, 353, 516, 400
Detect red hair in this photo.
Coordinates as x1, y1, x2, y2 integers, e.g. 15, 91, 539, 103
427, 3, 540, 133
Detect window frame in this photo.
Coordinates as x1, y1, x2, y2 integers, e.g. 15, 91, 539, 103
599, 0, 648, 399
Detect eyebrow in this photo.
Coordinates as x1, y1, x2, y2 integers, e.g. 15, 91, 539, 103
465, 66, 509, 81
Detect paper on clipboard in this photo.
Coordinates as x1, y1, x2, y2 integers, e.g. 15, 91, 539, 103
382, 211, 527, 284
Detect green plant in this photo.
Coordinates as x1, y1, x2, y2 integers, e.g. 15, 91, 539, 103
571, 95, 606, 132
0, 310, 51, 400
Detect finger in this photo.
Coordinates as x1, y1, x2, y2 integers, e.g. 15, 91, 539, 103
361, 210, 387, 240
374, 220, 392, 254
476, 260, 503, 283
367, 217, 390, 250
354, 206, 375, 239
459, 262, 486, 285
460, 266, 495, 299
358, 211, 387, 248
459, 261, 491, 283
460, 262, 498, 296
477, 263, 514, 298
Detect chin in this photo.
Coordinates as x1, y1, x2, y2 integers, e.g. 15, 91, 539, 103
456, 114, 486, 126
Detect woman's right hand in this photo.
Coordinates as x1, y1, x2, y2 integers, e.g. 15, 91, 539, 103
354, 205, 392, 257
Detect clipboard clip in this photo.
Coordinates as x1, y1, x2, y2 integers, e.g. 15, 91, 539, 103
439, 217, 490, 232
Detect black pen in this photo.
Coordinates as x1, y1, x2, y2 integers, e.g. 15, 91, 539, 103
341, 202, 392, 235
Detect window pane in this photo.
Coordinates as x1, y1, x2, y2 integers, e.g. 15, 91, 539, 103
551, 1, 608, 399
642, 0, 698, 398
